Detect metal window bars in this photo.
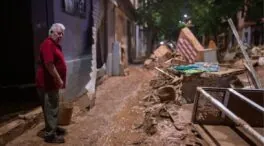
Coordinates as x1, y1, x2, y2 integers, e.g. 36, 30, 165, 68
192, 87, 264, 145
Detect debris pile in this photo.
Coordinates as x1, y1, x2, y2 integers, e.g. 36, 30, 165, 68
223, 45, 264, 66
139, 25, 263, 145
140, 100, 207, 145
250, 45, 264, 66
144, 45, 187, 69
250, 46, 264, 58
134, 68, 208, 145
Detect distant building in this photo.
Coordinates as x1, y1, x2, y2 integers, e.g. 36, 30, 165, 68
237, 0, 264, 46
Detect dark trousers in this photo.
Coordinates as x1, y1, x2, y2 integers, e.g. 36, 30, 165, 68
37, 89, 59, 137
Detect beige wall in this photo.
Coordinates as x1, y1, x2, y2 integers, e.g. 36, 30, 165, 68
115, 8, 127, 47
106, 1, 115, 54
106, 0, 140, 66
115, 8, 129, 66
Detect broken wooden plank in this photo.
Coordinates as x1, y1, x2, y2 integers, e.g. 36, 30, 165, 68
155, 67, 175, 79
201, 68, 245, 78
228, 19, 262, 89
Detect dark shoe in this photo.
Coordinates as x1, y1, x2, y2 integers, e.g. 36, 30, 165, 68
56, 127, 67, 135
44, 135, 65, 143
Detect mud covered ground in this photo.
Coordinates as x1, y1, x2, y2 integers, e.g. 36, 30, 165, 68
8, 66, 207, 146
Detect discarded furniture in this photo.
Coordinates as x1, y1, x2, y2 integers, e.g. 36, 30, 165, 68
176, 27, 217, 63
192, 87, 264, 145
180, 68, 244, 103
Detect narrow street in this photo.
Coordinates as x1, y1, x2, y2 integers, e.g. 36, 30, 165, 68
6, 65, 264, 146
8, 66, 156, 146
7, 65, 207, 146
3, 0, 264, 145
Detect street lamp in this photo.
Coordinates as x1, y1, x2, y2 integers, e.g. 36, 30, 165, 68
184, 14, 188, 18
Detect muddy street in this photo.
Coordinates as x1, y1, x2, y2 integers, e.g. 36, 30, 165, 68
7, 66, 208, 146
3, 0, 264, 145
6, 62, 264, 146
7, 66, 154, 146
4, 32, 264, 146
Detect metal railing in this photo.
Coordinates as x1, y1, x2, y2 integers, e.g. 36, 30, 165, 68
192, 87, 264, 145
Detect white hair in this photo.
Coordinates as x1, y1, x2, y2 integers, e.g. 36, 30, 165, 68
48, 23, 66, 36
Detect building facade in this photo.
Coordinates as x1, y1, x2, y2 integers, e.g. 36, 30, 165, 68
2, 0, 151, 106
3, 0, 95, 102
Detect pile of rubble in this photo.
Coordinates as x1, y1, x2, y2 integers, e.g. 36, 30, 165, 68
223, 45, 264, 66
141, 73, 184, 134
250, 45, 264, 58
139, 26, 263, 145
134, 70, 208, 145
250, 45, 264, 66
144, 41, 264, 90
144, 45, 187, 69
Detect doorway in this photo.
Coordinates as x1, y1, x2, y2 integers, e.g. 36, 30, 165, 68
1, 0, 51, 126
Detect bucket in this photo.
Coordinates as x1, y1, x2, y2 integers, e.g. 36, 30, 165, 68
155, 86, 175, 102
58, 98, 73, 126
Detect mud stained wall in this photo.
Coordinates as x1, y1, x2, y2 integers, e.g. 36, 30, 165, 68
106, 1, 115, 55
53, 0, 93, 100
115, 8, 129, 66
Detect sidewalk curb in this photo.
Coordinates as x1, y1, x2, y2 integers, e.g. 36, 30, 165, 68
0, 91, 96, 146
0, 107, 43, 145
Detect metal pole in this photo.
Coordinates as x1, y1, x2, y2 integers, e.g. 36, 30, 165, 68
228, 18, 262, 89
197, 87, 264, 145
228, 88, 264, 113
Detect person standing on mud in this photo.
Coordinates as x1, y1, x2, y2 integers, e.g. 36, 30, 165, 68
36, 23, 67, 143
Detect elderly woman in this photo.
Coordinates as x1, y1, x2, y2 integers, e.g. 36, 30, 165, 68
36, 23, 67, 143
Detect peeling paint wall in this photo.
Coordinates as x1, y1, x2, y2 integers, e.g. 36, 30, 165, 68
115, 8, 129, 66
86, 0, 105, 94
